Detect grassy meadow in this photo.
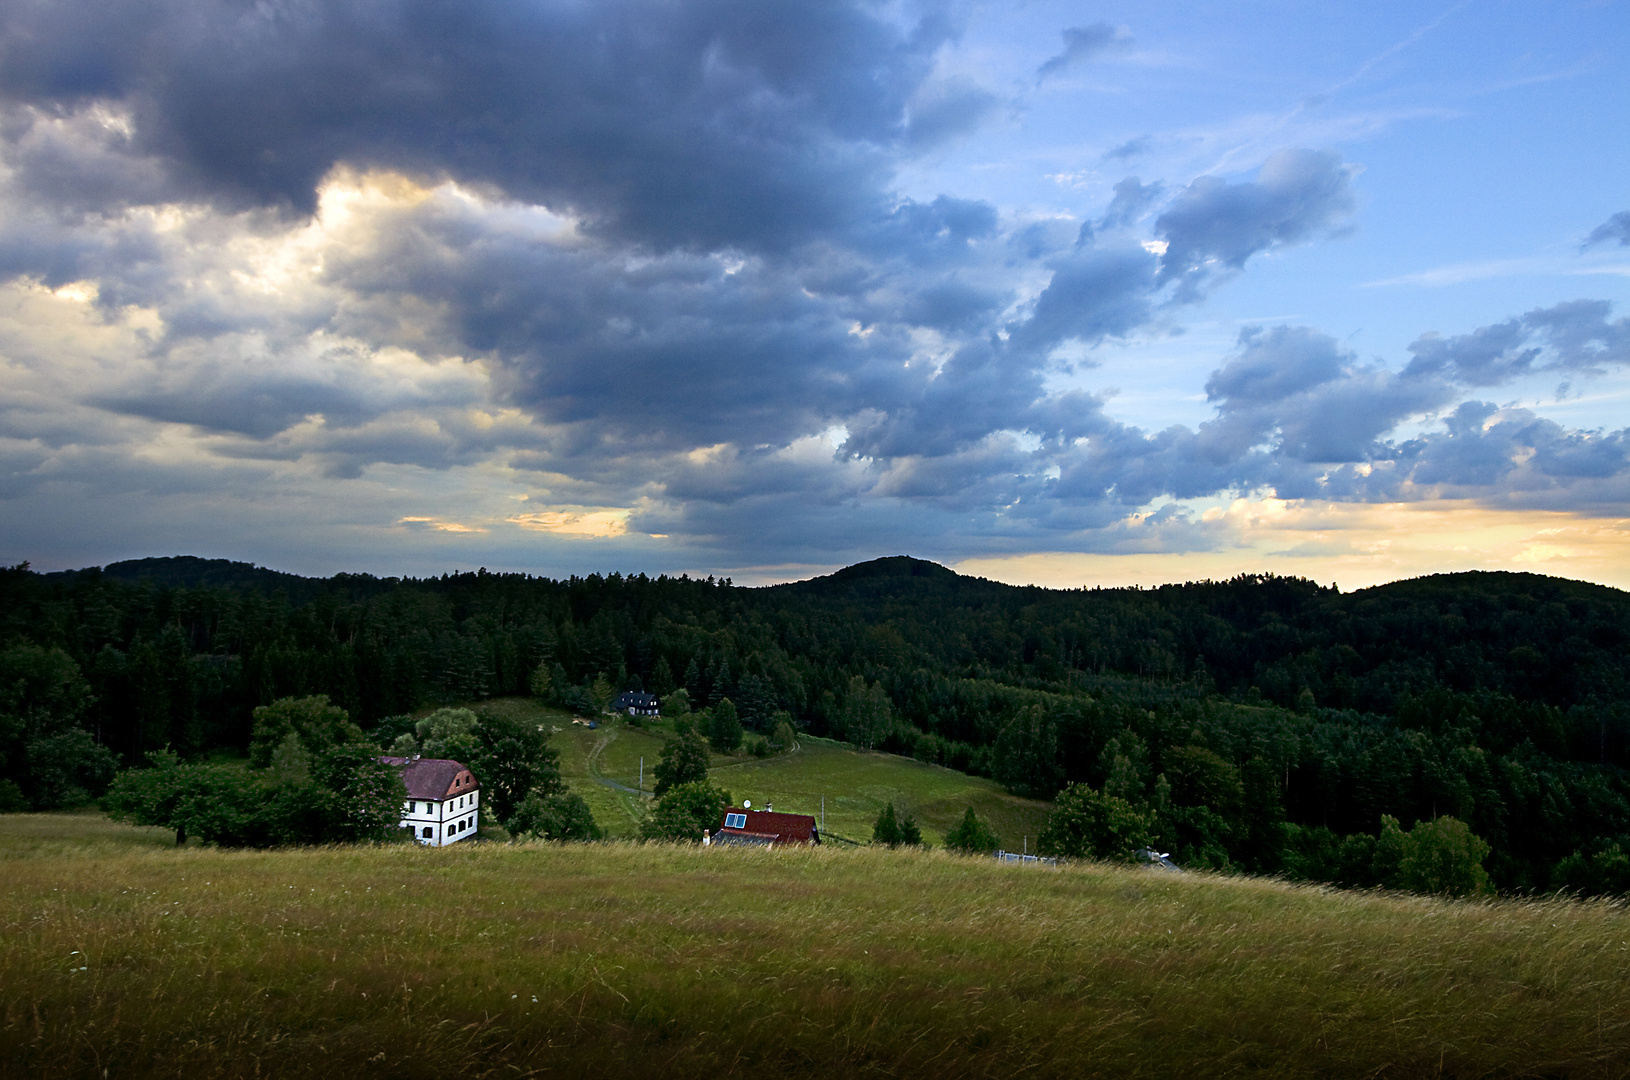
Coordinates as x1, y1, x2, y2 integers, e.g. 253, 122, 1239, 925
4, 811, 1629, 1079
477, 697, 1053, 845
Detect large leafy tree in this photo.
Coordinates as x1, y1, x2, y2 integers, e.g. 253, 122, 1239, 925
0, 643, 116, 809
841, 677, 893, 751
654, 725, 710, 796
1038, 783, 1152, 861
467, 709, 565, 828
103, 749, 193, 844
994, 705, 1063, 799
641, 780, 731, 843
248, 696, 365, 768
105, 751, 267, 846
1396, 815, 1492, 897
310, 742, 408, 843
23, 729, 118, 810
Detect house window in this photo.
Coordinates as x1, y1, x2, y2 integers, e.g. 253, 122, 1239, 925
422, 826, 432, 839
725, 813, 747, 829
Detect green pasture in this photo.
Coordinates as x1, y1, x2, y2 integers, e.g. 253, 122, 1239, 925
3, 811, 1627, 1079
469, 698, 1050, 844
707, 734, 1052, 846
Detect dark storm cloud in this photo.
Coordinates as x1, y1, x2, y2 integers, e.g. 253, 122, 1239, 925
1010, 157, 1350, 357
323, 214, 919, 453
1156, 149, 1355, 300
0, 0, 961, 252
1037, 23, 1132, 81
92, 375, 375, 439
1583, 211, 1630, 249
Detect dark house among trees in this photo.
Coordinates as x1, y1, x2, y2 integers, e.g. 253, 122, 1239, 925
713, 805, 820, 847
610, 691, 660, 717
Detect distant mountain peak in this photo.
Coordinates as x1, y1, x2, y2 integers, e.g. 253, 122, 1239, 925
828, 556, 958, 582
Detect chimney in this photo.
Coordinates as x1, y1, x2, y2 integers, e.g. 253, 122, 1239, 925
766, 801, 773, 813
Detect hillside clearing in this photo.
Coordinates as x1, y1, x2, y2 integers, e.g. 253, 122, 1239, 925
3, 812, 1627, 1079
474, 698, 1052, 844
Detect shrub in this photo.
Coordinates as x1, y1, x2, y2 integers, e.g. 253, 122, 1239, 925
508, 789, 601, 841
944, 807, 1000, 854
1552, 843, 1630, 897
769, 716, 797, 753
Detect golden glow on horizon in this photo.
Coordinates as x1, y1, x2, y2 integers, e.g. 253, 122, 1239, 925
953, 500, 1630, 592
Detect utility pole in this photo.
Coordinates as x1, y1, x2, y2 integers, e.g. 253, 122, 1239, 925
639, 756, 644, 794
821, 795, 825, 830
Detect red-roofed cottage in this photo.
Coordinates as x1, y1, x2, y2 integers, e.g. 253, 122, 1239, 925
381, 756, 481, 846
712, 806, 820, 848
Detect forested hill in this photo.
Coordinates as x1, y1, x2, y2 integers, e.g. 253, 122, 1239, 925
2, 555, 1628, 892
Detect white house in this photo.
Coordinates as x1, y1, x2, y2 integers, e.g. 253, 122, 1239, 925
381, 756, 481, 847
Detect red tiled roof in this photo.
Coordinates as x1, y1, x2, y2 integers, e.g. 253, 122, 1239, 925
715, 808, 819, 845
378, 756, 479, 801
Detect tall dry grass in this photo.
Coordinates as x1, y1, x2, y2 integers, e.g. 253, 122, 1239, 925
2, 812, 1627, 1078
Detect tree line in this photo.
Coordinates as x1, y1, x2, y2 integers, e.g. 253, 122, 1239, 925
1, 554, 1626, 894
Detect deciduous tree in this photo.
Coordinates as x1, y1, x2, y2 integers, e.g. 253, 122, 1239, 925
653, 725, 710, 796
1038, 782, 1151, 861
641, 780, 730, 842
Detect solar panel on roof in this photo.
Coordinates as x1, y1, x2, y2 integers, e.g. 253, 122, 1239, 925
724, 813, 746, 829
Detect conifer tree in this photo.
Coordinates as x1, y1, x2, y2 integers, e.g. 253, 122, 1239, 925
871, 802, 901, 846
708, 697, 743, 753
944, 807, 999, 853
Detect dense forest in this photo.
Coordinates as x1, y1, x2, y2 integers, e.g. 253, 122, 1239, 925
2, 554, 1627, 894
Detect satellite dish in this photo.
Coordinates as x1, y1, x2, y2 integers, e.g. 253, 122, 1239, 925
742, 799, 752, 809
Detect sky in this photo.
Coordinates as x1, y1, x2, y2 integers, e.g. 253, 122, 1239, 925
0, 0, 1627, 590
